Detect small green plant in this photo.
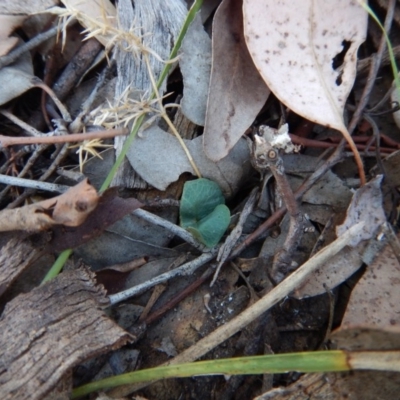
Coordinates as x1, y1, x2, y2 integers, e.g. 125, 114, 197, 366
180, 178, 230, 247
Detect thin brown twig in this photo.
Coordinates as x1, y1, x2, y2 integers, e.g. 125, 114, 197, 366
144, 268, 214, 325
0, 109, 45, 137
0, 128, 128, 148
290, 133, 394, 155
231, 145, 344, 258
0, 25, 62, 69
0, 144, 49, 203
6, 144, 70, 209
347, 0, 396, 136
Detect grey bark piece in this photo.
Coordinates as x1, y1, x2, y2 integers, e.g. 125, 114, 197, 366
0, 268, 130, 400
113, 0, 187, 187
180, 13, 212, 126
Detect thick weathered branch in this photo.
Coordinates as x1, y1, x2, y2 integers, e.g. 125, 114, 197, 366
0, 268, 131, 400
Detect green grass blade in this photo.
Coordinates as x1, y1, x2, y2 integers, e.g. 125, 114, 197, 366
360, 2, 400, 92
41, 248, 72, 284
72, 351, 348, 398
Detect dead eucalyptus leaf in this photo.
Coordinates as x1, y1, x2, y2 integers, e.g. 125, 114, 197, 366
294, 176, 385, 298
243, 0, 367, 134
180, 13, 212, 126
0, 50, 34, 106
336, 175, 385, 247
339, 235, 400, 329
0, 179, 99, 232
243, 0, 367, 182
203, 0, 270, 162
126, 125, 251, 198
0, 0, 58, 56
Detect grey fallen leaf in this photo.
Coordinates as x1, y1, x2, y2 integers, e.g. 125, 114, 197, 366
295, 175, 386, 298
336, 175, 385, 247
126, 125, 251, 198
0, 0, 58, 56
203, 0, 270, 162
340, 236, 400, 329
294, 170, 352, 210
0, 50, 34, 105
283, 154, 353, 210
180, 12, 212, 126
294, 245, 363, 299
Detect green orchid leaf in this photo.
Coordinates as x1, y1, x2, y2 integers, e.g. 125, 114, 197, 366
180, 178, 225, 226
180, 178, 230, 247
187, 204, 230, 247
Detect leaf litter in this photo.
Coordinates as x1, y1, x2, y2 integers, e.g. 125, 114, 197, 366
0, 0, 400, 399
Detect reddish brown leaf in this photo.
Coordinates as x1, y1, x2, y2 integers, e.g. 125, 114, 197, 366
47, 189, 143, 252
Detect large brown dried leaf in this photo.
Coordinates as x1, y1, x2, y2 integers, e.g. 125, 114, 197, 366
0, 179, 99, 232
0, 268, 131, 400
203, 0, 270, 162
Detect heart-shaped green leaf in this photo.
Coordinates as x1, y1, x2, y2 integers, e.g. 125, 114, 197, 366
180, 178, 230, 247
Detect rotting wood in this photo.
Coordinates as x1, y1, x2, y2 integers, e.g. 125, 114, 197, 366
0, 268, 131, 400
0, 235, 44, 297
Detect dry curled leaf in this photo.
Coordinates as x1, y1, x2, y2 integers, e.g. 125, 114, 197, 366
0, 179, 99, 232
